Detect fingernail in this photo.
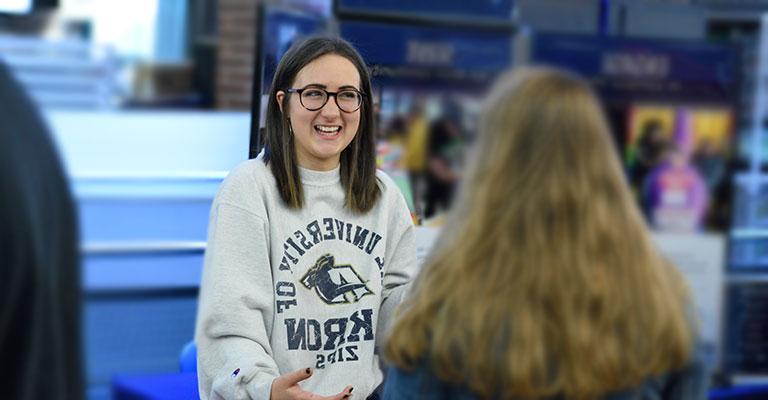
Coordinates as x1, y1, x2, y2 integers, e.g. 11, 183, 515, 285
305, 368, 311, 374
349, 387, 354, 393
343, 396, 349, 399
231, 368, 240, 377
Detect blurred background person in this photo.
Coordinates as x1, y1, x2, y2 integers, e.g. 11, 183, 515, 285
402, 101, 429, 217
630, 118, 669, 194
693, 138, 726, 194
643, 142, 709, 233
383, 67, 706, 400
377, 114, 408, 174
424, 99, 465, 219
642, 109, 710, 232
0, 61, 83, 399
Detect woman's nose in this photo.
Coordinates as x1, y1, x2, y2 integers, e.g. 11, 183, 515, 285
319, 94, 342, 117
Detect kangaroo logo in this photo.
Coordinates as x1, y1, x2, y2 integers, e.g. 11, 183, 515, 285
301, 254, 373, 304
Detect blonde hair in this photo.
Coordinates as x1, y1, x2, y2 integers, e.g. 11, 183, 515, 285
385, 67, 694, 399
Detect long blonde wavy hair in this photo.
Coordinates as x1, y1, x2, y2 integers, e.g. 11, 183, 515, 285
385, 67, 694, 399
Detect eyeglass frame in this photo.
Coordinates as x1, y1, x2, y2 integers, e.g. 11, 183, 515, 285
284, 86, 366, 113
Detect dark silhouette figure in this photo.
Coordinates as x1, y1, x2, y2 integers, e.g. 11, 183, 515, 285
0, 61, 83, 400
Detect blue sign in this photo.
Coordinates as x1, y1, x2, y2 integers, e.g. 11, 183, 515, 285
337, 0, 514, 24
261, 8, 327, 91
340, 20, 513, 90
530, 33, 739, 102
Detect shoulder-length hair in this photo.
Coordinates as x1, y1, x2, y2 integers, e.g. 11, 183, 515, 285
385, 67, 694, 399
263, 35, 380, 213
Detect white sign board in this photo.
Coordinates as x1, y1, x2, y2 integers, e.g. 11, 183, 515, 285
653, 232, 726, 367
414, 226, 441, 267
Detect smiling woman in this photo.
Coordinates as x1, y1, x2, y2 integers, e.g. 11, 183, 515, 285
195, 36, 417, 400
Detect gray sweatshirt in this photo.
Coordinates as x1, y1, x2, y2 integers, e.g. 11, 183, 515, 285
196, 157, 417, 399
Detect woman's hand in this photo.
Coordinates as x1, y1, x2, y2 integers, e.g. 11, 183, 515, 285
270, 368, 353, 400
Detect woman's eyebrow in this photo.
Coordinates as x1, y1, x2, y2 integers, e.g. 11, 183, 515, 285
302, 83, 360, 90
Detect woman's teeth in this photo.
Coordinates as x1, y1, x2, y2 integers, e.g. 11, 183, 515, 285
315, 125, 341, 136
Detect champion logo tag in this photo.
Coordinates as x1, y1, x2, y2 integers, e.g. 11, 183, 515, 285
231, 368, 240, 378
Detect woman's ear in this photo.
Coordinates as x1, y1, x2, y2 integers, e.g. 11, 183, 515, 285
276, 90, 285, 114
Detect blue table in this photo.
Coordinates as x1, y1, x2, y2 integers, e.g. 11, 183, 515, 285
709, 385, 768, 400
112, 372, 199, 400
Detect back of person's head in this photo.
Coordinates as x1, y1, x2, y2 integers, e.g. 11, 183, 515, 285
0, 61, 83, 399
263, 35, 379, 213
385, 67, 694, 399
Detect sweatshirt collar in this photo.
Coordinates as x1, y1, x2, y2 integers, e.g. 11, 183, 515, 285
298, 164, 341, 186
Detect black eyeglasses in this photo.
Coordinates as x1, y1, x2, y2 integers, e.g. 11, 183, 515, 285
285, 87, 365, 113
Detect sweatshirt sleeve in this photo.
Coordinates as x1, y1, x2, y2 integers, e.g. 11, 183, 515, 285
376, 192, 418, 346
195, 200, 279, 400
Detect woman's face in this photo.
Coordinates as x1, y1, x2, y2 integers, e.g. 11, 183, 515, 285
277, 54, 362, 171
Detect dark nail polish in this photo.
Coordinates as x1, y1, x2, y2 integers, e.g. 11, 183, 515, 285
349, 387, 354, 393
305, 368, 311, 374
343, 396, 349, 399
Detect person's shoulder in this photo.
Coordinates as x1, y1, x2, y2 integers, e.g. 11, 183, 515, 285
383, 364, 435, 400
230, 156, 272, 179
217, 157, 273, 205
384, 363, 474, 400
605, 343, 709, 400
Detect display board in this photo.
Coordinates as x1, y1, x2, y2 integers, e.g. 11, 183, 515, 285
336, 0, 514, 24
530, 33, 740, 234
339, 20, 513, 91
